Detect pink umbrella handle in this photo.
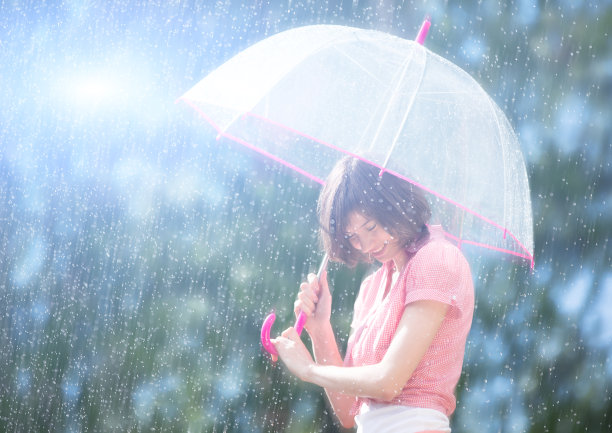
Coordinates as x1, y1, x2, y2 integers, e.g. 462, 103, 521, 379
261, 255, 329, 360
294, 310, 307, 335
261, 312, 278, 356
415, 16, 431, 45
260, 309, 307, 358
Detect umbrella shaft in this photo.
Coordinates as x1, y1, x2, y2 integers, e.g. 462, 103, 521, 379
294, 254, 329, 335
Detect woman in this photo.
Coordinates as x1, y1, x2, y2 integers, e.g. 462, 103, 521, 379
272, 156, 474, 433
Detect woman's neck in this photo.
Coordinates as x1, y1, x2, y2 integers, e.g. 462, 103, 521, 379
392, 249, 410, 272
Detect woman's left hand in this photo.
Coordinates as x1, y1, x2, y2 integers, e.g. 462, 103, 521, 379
271, 327, 315, 381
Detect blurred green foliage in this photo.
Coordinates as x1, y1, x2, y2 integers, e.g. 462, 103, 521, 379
0, 1, 610, 432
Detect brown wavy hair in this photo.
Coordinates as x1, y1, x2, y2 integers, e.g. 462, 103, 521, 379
318, 156, 431, 267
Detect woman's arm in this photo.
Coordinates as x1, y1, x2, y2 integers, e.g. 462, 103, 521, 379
292, 271, 358, 427
271, 272, 356, 427
273, 299, 448, 422
307, 320, 359, 428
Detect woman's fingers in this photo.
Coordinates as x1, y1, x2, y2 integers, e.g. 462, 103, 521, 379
271, 328, 300, 355
271, 328, 315, 380
296, 290, 316, 314
307, 273, 320, 293
301, 275, 320, 298
281, 327, 299, 339
295, 274, 320, 316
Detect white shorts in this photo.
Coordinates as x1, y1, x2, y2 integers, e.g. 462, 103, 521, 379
354, 402, 451, 433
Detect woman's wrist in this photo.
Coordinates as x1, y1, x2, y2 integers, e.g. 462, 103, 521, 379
307, 319, 333, 342
310, 321, 344, 367
303, 362, 318, 383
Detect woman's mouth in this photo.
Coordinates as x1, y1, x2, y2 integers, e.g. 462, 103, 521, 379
371, 244, 386, 259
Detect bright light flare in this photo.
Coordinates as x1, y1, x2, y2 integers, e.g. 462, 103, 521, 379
62, 71, 128, 108
50, 60, 168, 123
72, 76, 117, 104
54, 65, 147, 113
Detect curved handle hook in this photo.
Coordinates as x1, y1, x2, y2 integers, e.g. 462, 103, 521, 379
261, 312, 278, 356
261, 254, 328, 360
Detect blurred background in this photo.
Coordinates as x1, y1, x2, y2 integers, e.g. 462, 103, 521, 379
0, 1, 610, 432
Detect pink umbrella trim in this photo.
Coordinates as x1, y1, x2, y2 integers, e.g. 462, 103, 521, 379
180, 97, 534, 268
178, 18, 533, 268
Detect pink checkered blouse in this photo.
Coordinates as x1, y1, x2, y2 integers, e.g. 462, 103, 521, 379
343, 225, 474, 417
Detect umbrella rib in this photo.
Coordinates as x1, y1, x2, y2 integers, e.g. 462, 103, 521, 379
367, 49, 417, 158
484, 93, 534, 260
387, 168, 534, 265
180, 97, 326, 185
213, 31, 375, 135
332, 45, 385, 84
185, 96, 534, 266
180, 26, 533, 266
380, 48, 427, 171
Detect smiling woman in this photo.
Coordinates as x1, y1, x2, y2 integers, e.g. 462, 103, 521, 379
0, 1, 610, 432
272, 157, 475, 432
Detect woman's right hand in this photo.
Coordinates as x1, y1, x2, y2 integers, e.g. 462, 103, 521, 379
295, 270, 332, 334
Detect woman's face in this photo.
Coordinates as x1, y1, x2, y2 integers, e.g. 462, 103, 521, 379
344, 211, 409, 269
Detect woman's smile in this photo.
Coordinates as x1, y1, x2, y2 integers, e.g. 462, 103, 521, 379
370, 242, 387, 259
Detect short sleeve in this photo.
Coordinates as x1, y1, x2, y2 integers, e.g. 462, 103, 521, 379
403, 240, 470, 315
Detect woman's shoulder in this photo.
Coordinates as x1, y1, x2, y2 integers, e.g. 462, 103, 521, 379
412, 227, 470, 274
417, 227, 458, 255
404, 227, 474, 306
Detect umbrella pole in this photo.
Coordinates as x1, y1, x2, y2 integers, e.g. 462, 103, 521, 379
294, 254, 329, 335
378, 16, 431, 176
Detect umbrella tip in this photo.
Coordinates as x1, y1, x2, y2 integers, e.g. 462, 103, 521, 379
415, 16, 431, 45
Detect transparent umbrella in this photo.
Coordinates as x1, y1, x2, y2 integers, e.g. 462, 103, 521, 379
179, 21, 533, 354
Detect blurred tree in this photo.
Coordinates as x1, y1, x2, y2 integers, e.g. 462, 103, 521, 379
0, 1, 610, 432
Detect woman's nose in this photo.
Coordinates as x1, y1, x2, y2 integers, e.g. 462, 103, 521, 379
354, 236, 375, 253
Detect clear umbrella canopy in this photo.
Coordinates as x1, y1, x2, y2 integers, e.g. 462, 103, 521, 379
181, 25, 533, 264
